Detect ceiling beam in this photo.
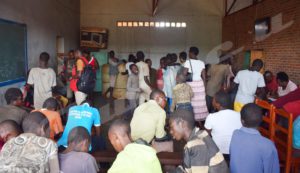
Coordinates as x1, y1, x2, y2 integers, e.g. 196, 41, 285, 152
226, 0, 237, 16
152, 0, 159, 16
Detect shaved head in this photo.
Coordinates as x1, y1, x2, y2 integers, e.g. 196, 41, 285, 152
176, 73, 187, 83
22, 112, 49, 137
0, 120, 22, 142
43, 97, 59, 110
241, 103, 263, 128
108, 119, 131, 137
108, 119, 131, 152
67, 126, 91, 152
150, 89, 165, 100
68, 126, 91, 145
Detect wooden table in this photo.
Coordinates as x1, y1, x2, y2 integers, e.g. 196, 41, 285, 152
92, 150, 182, 166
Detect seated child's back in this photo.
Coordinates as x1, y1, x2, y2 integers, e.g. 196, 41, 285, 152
0, 112, 59, 173
59, 127, 99, 173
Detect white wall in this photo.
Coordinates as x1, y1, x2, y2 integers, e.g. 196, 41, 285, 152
81, 0, 224, 68
0, 0, 80, 105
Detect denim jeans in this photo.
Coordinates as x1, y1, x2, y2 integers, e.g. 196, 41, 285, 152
176, 103, 193, 112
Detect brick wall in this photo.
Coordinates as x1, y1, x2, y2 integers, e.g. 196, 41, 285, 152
222, 0, 300, 83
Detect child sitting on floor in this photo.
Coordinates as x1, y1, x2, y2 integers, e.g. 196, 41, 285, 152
170, 73, 194, 112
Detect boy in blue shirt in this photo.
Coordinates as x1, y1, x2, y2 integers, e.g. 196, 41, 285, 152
58, 100, 101, 152
230, 103, 279, 173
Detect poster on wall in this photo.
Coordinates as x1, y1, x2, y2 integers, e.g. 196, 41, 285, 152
80, 27, 108, 49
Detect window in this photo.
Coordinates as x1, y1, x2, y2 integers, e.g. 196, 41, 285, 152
116, 21, 187, 28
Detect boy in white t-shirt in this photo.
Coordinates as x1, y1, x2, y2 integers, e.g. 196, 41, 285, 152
233, 59, 266, 112
125, 54, 135, 75
27, 52, 56, 109
205, 91, 242, 161
136, 51, 152, 105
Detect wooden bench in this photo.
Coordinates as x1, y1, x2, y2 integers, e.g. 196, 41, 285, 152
92, 150, 182, 166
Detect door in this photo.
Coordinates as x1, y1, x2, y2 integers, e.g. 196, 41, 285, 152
243, 50, 265, 73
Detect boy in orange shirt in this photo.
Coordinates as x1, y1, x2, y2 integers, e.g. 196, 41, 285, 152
35, 97, 64, 140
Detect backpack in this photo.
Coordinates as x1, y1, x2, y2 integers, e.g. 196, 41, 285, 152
76, 58, 96, 94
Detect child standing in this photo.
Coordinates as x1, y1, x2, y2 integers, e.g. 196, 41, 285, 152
164, 54, 181, 114
233, 59, 265, 112
27, 52, 56, 109
156, 57, 166, 90
126, 64, 141, 110
171, 73, 194, 112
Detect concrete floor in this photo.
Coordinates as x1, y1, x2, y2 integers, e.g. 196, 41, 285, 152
91, 92, 185, 152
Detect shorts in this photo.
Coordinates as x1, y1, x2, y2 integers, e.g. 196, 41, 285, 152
234, 102, 244, 112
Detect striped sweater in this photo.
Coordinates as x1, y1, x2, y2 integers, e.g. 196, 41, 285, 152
173, 128, 229, 173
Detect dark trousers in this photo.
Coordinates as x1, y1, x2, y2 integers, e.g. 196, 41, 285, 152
223, 154, 230, 166
176, 103, 193, 112
206, 95, 215, 113
91, 135, 106, 152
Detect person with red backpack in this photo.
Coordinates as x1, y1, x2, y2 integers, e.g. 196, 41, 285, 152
70, 50, 96, 105
82, 50, 99, 72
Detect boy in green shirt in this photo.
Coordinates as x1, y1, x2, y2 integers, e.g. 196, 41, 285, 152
108, 119, 162, 173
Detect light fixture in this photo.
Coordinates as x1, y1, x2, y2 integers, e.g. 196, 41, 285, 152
117, 22, 123, 27
155, 22, 160, 27
116, 21, 186, 28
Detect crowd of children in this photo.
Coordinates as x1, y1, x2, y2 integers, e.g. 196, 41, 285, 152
0, 45, 299, 173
